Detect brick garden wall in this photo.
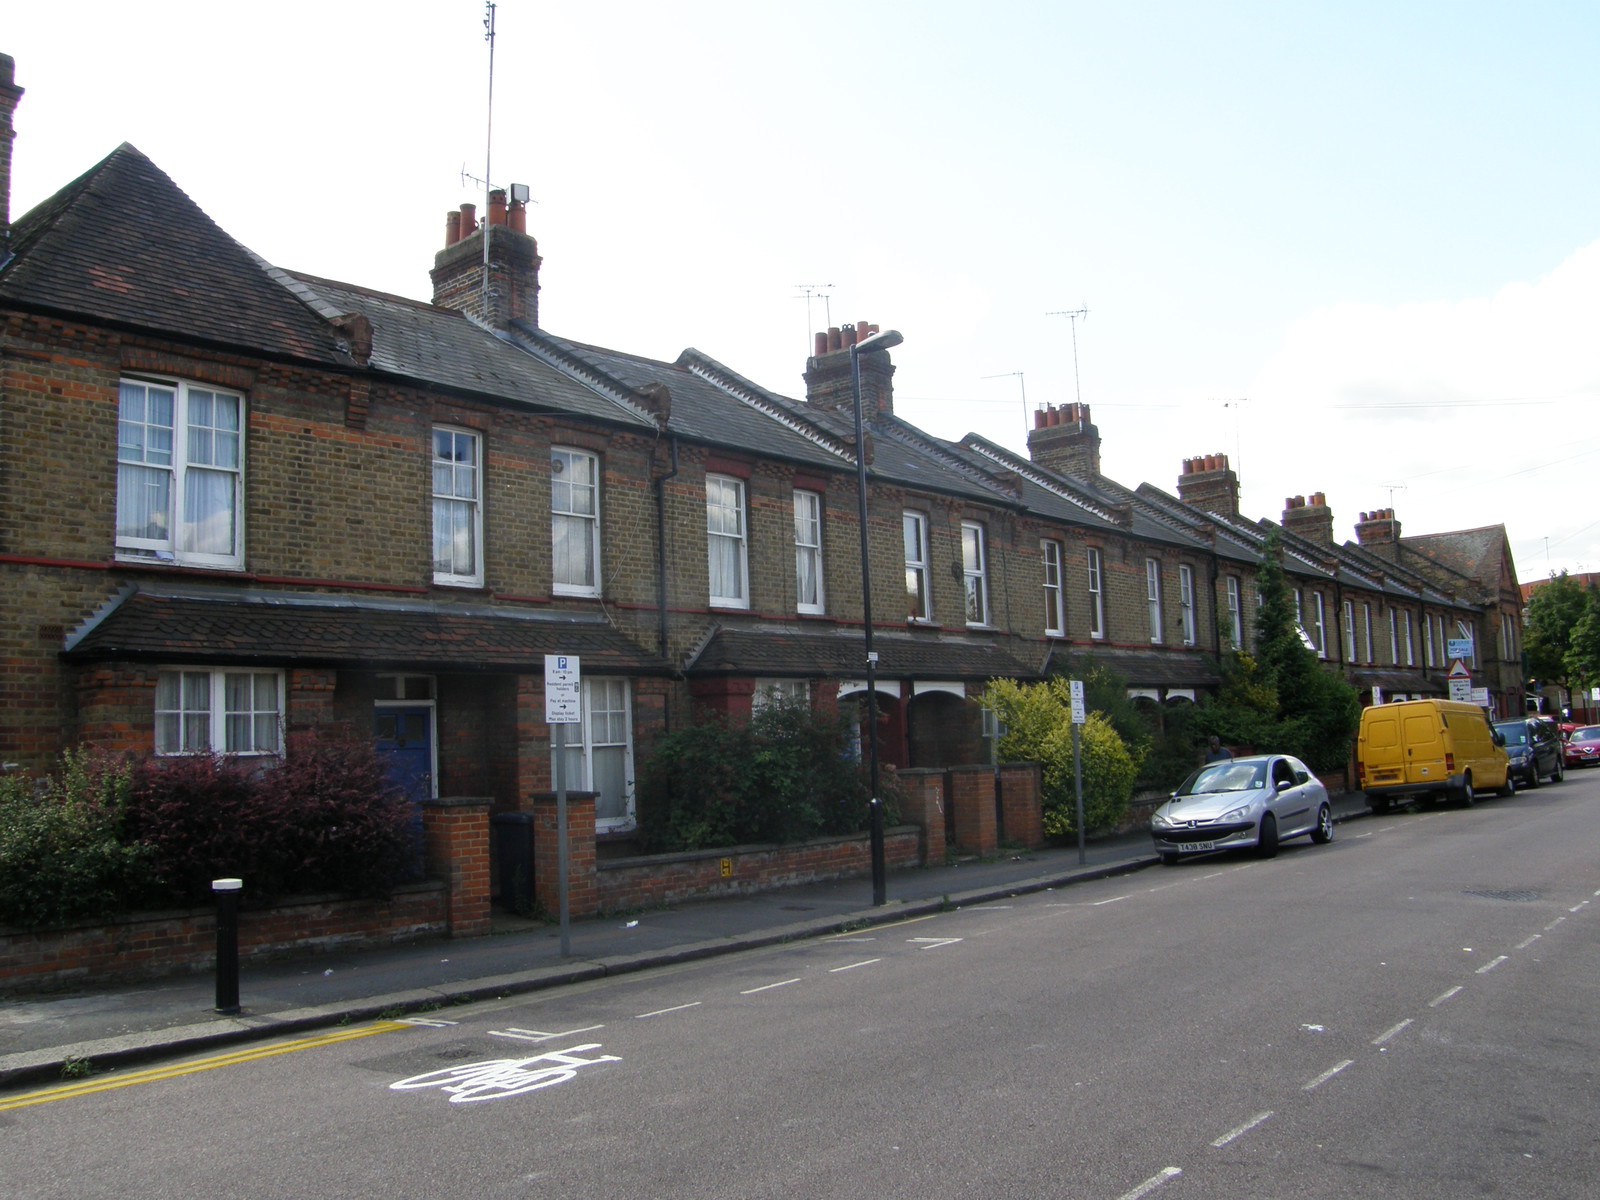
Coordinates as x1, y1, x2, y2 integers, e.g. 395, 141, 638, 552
0, 881, 447, 994
595, 827, 924, 913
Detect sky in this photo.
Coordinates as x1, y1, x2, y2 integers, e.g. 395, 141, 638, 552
7, 2, 1600, 581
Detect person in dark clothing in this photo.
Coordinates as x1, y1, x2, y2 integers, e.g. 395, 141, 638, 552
1204, 735, 1233, 763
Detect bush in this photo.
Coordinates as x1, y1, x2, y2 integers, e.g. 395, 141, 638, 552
127, 735, 412, 905
637, 700, 889, 853
0, 749, 153, 927
981, 678, 1142, 838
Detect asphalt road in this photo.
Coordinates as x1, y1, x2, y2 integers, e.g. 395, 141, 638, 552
4, 775, 1597, 1199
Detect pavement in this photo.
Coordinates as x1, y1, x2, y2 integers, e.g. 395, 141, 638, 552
0, 792, 1373, 1090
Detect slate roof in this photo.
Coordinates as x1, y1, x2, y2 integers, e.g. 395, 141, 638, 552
518, 331, 851, 471
0, 145, 345, 364
287, 275, 653, 426
1400, 526, 1515, 594
686, 622, 1036, 681
62, 585, 669, 675
1040, 645, 1222, 689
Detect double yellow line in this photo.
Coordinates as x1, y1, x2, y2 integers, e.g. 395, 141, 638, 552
0, 1021, 407, 1112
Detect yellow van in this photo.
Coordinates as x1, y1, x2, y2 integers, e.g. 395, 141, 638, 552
1357, 699, 1512, 811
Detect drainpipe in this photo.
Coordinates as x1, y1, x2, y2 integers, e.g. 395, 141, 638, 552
654, 434, 680, 660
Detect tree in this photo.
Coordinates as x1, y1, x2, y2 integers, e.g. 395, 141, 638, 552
1563, 583, 1600, 710
1526, 571, 1591, 701
1201, 529, 1361, 772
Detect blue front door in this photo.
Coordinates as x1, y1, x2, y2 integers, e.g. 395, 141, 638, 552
375, 707, 433, 877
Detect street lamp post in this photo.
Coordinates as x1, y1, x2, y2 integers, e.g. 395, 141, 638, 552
850, 327, 902, 907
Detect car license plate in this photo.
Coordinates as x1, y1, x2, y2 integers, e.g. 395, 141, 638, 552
1180, 841, 1216, 853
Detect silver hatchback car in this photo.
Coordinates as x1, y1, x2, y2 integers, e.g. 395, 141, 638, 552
1150, 754, 1333, 865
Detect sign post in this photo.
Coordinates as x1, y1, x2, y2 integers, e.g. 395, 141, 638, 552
544, 654, 581, 957
1069, 679, 1087, 865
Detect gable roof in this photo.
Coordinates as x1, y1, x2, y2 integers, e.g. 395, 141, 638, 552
1, 144, 345, 364
1400, 525, 1517, 595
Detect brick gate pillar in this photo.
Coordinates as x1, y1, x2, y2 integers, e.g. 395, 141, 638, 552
997, 761, 1044, 848
945, 764, 998, 856
895, 767, 946, 865
531, 791, 598, 919
421, 796, 492, 937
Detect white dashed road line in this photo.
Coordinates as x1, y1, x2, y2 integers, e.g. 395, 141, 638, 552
1302, 1060, 1354, 1091
1211, 1111, 1274, 1147
1429, 986, 1463, 1008
1475, 955, 1508, 975
740, 978, 799, 995
635, 1003, 701, 1019
1118, 1167, 1182, 1200
829, 959, 880, 972
1371, 1018, 1413, 1046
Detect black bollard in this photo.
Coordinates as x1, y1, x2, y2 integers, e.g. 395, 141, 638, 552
212, 877, 242, 1014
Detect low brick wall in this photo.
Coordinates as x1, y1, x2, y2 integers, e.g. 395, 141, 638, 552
596, 827, 924, 913
0, 881, 448, 994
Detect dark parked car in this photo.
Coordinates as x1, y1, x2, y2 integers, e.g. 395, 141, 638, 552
1494, 718, 1565, 787
1564, 726, 1600, 769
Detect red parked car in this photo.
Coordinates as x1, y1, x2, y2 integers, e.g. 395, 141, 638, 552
1563, 726, 1600, 768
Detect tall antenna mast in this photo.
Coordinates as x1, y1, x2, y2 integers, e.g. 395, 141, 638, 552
481, 1, 498, 317
794, 284, 835, 350
982, 371, 1027, 441
1046, 307, 1090, 406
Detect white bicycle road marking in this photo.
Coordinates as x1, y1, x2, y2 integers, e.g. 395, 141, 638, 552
390, 1044, 620, 1103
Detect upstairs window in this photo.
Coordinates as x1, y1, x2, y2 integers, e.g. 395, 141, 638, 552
1313, 593, 1328, 658
156, 668, 281, 756
793, 490, 825, 615
1087, 547, 1106, 639
1389, 608, 1400, 664
904, 512, 931, 621
1423, 614, 1437, 668
432, 427, 483, 586
1179, 564, 1196, 645
1041, 539, 1065, 636
551, 447, 600, 596
1145, 558, 1163, 644
1343, 599, 1356, 662
1403, 609, 1416, 666
1364, 602, 1375, 664
706, 474, 748, 608
117, 378, 244, 569
962, 522, 989, 626
1226, 575, 1243, 647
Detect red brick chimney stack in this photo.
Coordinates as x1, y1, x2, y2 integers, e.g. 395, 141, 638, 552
0, 55, 23, 249
803, 321, 896, 415
1174, 452, 1241, 517
431, 192, 540, 328
1281, 490, 1334, 545
1027, 402, 1102, 479
1355, 508, 1402, 548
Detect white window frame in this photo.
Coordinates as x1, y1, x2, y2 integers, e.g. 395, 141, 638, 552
793, 490, 825, 615
1389, 608, 1400, 665
1041, 539, 1065, 637
1404, 609, 1416, 666
117, 377, 245, 569
753, 678, 810, 714
551, 446, 601, 597
155, 667, 283, 756
1424, 614, 1437, 668
1088, 547, 1106, 640
1145, 558, 1163, 644
1343, 599, 1356, 663
1226, 575, 1242, 648
706, 474, 749, 609
432, 426, 484, 587
904, 511, 932, 622
962, 521, 989, 627
1313, 593, 1327, 658
1364, 602, 1375, 664
1179, 564, 1196, 646
555, 678, 636, 833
